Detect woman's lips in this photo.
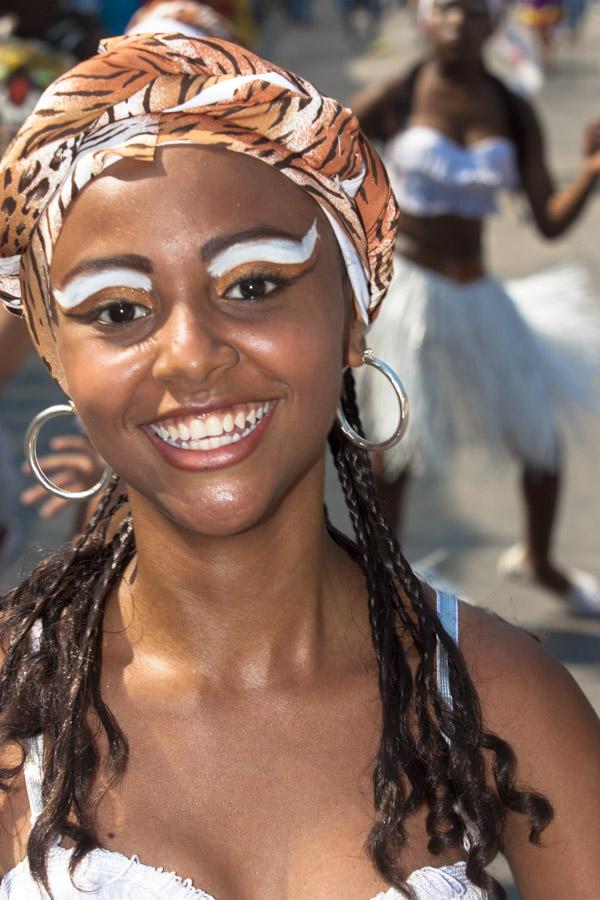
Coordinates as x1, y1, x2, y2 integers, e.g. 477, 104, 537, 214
142, 400, 276, 471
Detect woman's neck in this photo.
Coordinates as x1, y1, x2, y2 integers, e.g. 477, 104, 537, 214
106, 458, 367, 688
430, 55, 487, 85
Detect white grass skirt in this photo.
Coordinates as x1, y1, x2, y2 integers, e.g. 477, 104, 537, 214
356, 257, 600, 482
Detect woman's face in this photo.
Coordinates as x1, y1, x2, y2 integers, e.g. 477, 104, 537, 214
50, 145, 364, 535
428, 0, 494, 61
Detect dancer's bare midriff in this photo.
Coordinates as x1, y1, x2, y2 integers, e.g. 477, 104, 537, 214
397, 210, 486, 282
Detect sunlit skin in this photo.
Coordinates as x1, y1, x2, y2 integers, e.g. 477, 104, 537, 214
2, 145, 600, 899
52, 147, 362, 539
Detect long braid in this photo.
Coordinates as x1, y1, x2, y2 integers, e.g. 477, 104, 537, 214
328, 369, 552, 896
31, 517, 135, 885
0, 477, 134, 895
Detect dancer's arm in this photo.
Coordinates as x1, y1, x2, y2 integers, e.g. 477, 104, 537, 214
461, 606, 600, 897
350, 75, 411, 142
517, 97, 600, 238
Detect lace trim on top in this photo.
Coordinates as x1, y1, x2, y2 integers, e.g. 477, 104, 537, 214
1, 848, 487, 899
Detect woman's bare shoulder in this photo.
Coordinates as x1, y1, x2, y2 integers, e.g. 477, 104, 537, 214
457, 598, 600, 893
456, 598, 597, 724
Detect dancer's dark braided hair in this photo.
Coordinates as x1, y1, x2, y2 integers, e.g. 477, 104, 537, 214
0, 375, 552, 897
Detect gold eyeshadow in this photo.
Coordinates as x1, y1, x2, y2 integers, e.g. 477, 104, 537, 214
56, 286, 152, 318
212, 253, 320, 297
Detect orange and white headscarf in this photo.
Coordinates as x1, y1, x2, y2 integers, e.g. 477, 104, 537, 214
0, 34, 398, 389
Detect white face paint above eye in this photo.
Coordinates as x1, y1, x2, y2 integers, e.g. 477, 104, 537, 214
207, 220, 319, 279
53, 269, 154, 310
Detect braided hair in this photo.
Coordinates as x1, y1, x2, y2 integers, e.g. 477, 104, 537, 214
0, 378, 551, 897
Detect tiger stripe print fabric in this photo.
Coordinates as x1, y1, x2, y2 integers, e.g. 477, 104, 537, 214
0, 33, 398, 388
126, 0, 237, 42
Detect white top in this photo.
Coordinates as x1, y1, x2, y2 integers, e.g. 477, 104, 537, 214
0, 593, 488, 899
385, 125, 519, 219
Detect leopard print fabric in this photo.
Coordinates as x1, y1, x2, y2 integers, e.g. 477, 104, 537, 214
0, 33, 398, 387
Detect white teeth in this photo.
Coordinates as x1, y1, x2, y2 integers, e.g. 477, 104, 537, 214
206, 415, 223, 437
150, 401, 273, 452
190, 418, 206, 440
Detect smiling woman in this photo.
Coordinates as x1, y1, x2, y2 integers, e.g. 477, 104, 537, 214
0, 31, 599, 900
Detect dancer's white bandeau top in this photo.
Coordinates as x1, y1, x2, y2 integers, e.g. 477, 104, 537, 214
0, 592, 488, 899
384, 125, 519, 219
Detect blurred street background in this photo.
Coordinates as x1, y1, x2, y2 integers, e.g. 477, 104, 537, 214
1, 4, 599, 894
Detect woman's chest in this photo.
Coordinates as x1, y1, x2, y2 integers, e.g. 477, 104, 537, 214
410, 79, 511, 146
88, 677, 442, 899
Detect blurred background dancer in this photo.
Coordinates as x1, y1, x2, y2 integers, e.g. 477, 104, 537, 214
0, 0, 106, 560
352, 0, 600, 615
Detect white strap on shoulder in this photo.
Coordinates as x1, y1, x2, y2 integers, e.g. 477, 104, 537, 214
23, 620, 45, 825
436, 590, 459, 709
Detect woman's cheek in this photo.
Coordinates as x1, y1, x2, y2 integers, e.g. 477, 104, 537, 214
259, 313, 343, 429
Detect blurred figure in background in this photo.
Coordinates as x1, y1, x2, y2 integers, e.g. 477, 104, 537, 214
0, 0, 105, 561
352, 0, 600, 614
338, 0, 382, 35
203, 0, 257, 43
0, 0, 103, 59
517, 0, 563, 64
562, 0, 587, 42
98, 0, 141, 34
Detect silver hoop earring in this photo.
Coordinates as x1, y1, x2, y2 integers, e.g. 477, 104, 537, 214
24, 402, 113, 501
336, 348, 409, 452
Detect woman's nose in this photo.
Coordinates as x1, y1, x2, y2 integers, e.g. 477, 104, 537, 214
151, 304, 239, 390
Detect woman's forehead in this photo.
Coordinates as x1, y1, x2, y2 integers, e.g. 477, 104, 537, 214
52, 145, 327, 274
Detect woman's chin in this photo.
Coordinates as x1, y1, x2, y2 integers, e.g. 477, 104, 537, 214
148, 486, 279, 539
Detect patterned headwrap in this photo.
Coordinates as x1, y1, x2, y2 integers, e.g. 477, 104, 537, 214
126, 0, 237, 42
0, 34, 398, 388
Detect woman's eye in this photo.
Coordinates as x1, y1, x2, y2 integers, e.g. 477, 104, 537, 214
225, 276, 282, 301
95, 301, 149, 325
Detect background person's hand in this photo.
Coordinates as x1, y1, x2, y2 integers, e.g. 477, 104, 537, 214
21, 433, 106, 519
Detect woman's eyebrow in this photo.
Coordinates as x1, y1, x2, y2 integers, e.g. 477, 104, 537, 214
204, 221, 319, 278
53, 265, 154, 310
60, 254, 153, 285
200, 224, 315, 262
